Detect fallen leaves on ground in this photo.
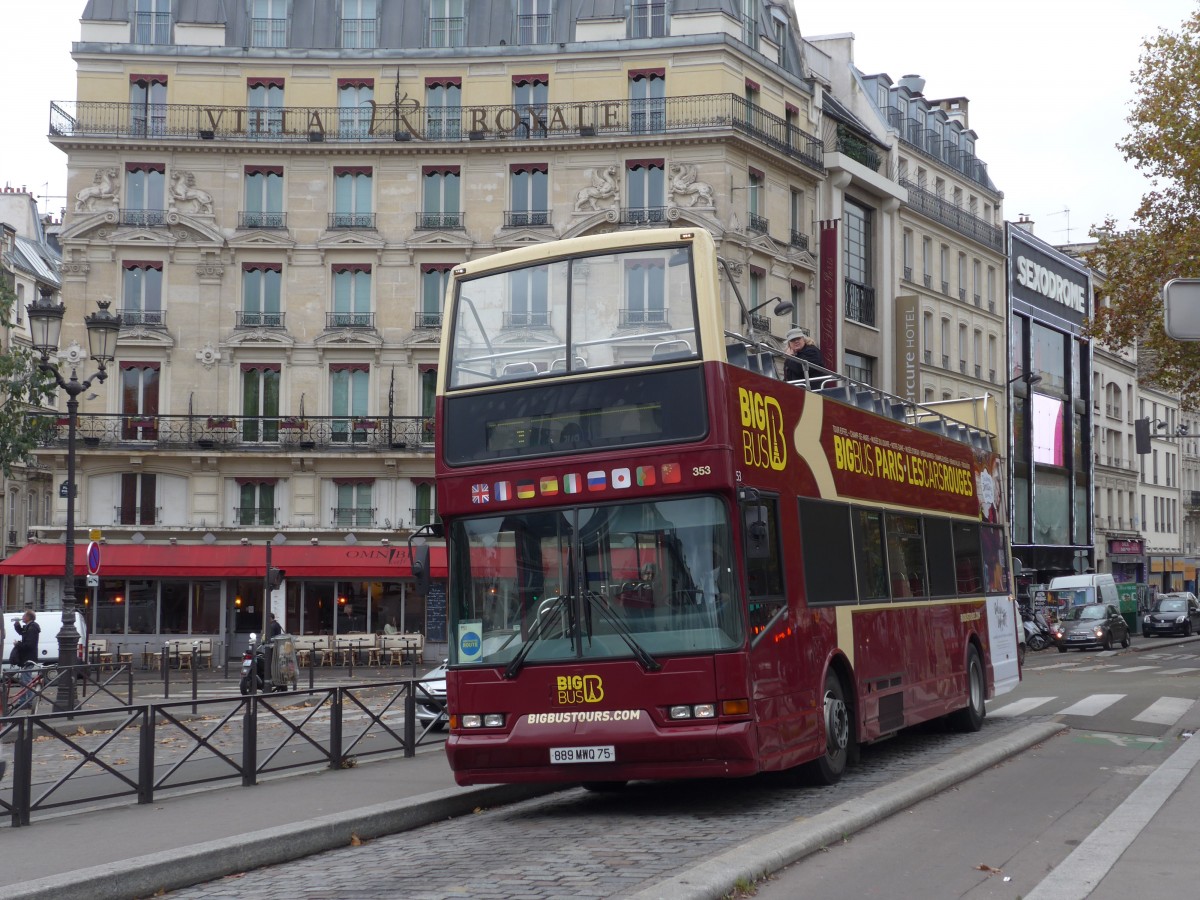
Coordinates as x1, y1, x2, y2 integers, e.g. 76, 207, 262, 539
975, 864, 1003, 875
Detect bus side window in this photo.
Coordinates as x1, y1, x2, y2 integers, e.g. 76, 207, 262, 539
742, 498, 784, 634
798, 499, 857, 606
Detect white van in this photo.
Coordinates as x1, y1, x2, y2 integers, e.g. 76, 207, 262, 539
3, 610, 89, 666
1047, 573, 1120, 616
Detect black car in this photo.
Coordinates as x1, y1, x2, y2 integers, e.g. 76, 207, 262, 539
1142, 592, 1200, 637
1053, 603, 1131, 652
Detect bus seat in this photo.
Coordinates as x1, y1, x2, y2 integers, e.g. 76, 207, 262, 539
725, 342, 751, 369
818, 383, 852, 404
501, 361, 538, 376
855, 390, 882, 413
888, 400, 910, 421
550, 356, 587, 371
757, 351, 779, 379
917, 418, 947, 436
652, 340, 693, 361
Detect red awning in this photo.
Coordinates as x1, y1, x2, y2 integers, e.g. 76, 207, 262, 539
0, 544, 446, 579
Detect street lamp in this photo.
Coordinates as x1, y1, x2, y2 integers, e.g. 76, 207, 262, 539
1007, 372, 1043, 387
26, 289, 121, 712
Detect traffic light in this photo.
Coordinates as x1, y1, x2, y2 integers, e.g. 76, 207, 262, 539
1135, 417, 1151, 455
268, 567, 286, 589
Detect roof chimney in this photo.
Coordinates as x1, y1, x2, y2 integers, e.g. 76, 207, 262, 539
1015, 214, 1035, 234
897, 74, 925, 95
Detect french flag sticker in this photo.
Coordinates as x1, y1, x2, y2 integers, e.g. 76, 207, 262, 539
495, 481, 512, 501
612, 467, 632, 489
587, 470, 607, 491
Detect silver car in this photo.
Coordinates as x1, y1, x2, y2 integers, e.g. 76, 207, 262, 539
414, 662, 448, 730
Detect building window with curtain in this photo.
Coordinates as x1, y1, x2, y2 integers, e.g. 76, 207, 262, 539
843, 200, 875, 326
241, 364, 281, 443
413, 481, 439, 526
251, 0, 287, 47
625, 159, 665, 224
517, 0, 551, 44
420, 367, 437, 443
630, 0, 665, 38
629, 69, 665, 133
512, 74, 549, 137
622, 258, 666, 326
424, 78, 461, 140
330, 364, 370, 443
122, 260, 164, 327
134, 0, 172, 44
337, 79, 374, 138
237, 478, 277, 526
119, 473, 158, 525
332, 166, 374, 228
334, 479, 375, 527
120, 361, 161, 440
419, 165, 462, 229
506, 265, 550, 328
341, 0, 377, 48
330, 264, 373, 329
129, 74, 167, 137
428, 0, 465, 48
419, 264, 452, 328
243, 165, 284, 228
240, 262, 282, 328
507, 163, 549, 227
123, 162, 166, 227
246, 77, 284, 136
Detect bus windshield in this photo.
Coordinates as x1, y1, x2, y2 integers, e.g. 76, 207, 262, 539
447, 243, 699, 388
448, 496, 742, 666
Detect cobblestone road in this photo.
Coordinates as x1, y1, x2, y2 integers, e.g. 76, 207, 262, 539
170, 716, 1029, 899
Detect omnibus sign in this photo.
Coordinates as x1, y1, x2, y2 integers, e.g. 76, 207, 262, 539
431, 228, 1018, 787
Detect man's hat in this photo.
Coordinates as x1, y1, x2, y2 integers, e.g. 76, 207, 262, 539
786, 327, 810, 342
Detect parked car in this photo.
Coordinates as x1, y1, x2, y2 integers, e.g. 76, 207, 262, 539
414, 661, 448, 731
1053, 603, 1131, 652
1142, 592, 1200, 637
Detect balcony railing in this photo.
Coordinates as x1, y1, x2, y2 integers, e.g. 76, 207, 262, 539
341, 17, 377, 49
119, 208, 168, 227
50, 94, 825, 172
333, 507, 377, 527
503, 310, 552, 328
748, 213, 769, 233
326, 312, 376, 329
899, 177, 1003, 250
790, 230, 810, 251
414, 311, 443, 329
619, 308, 669, 327
251, 17, 287, 47
623, 206, 669, 226
845, 280, 876, 327
828, 122, 882, 172
234, 507, 279, 526
35, 413, 434, 453
890, 117, 996, 193
1189, 491, 1200, 508
428, 16, 465, 48
119, 308, 166, 328
415, 212, 464, 230
328, 212, 376, 229
239, 211, 287, 229
236, 311, 285, 329
114, 506, 161, 526
505, 210, 551, 228
410, 507, 440, 527
517, 13, 551, 44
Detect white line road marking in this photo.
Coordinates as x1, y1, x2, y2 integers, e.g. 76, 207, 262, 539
990, 697, 1057, 717
1166, 667, 1200, 675
1109, 666, 1161, 674
1132, 697, 1195, 725
1034, 662, 1083, 670
1068, 664, 1120, 672
1056, 694, 1125, 716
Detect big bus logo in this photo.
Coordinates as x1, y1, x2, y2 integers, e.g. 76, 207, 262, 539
738, 388, 787, 471
555, 674, 604, 705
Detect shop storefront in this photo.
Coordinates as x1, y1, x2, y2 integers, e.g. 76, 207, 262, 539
1007, 225, 1095, 583
1106, 538, 1146, 585
0, 542, 447, 663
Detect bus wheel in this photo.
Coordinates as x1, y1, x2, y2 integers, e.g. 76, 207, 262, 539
582, 781, 627, 793
951, 646, 986, 732
807, 671, 851, 785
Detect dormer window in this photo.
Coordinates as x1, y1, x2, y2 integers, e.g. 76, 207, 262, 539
134, 0, 172, 44
630, 0, 665, 38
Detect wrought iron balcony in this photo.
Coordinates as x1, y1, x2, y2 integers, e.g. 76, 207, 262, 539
619, 308, 669, 327
234, 507, 279, 526
622, 206, 669, 226
899, 177, 1003, 250
114, 506, 161, 526
1189, 490, 1200, 508
748, 213, 769, 233
50, 93, 825, 173
790, 230, 810, 251
503, 310, 552, 328
829, 123, 882, 172
119, 308, 166, 328
750, 313, 771, 331
332, 507, 377, 527
505, 210, 551, 228
903, 265, 913, 281
414, 311, 443, 329
845, 280, 876, 327
328, 212, 376, 229
239, 211, 287, 229
119, 208, 168, 227
34, 413, 434, 453
326, 312, 375, 329
416, 212, 464, 230
410, 507, 440, 527
236, 311, 285, 329
892, 122, 996, 194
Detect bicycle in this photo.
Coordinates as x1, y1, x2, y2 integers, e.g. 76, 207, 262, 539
1, 663, 50, 715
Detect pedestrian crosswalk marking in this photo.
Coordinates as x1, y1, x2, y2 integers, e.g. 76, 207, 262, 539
1056, 694, 1124, 716
1109, 666, 1161, 674
1067, 664, 1121, 672
1167, 667, 1200, 675
991, 697, 1057, 718
1132, 697, 1194, 725
1036, 662, 1080, 670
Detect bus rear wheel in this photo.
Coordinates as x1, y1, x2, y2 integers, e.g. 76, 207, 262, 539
805, 671, 851, 785
951, 646, 985, 732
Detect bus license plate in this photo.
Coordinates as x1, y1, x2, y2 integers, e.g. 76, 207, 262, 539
550, 745, 615, 764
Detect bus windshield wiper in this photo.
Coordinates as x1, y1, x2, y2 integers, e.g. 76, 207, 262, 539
584, 591, 661, 672
503, 594, 567, 679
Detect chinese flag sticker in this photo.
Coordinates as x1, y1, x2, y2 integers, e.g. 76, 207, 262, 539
661, 462, 682, 484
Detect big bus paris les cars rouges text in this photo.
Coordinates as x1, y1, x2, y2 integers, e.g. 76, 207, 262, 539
427, 227, 1020, 788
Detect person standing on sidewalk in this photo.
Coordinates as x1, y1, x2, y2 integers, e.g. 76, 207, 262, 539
12, 610, 40, 666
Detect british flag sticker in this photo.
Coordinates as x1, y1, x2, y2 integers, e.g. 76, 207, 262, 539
471, 483, 491, 504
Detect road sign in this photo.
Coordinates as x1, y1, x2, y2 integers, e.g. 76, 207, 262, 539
87, 541, 101, 575
86, 574, 99, 587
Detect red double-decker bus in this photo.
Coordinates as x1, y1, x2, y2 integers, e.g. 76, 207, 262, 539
432, 227, 1019, 786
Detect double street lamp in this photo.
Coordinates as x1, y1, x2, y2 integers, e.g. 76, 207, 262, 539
26, 290, 122, 712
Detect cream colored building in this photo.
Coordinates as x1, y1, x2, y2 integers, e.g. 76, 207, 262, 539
7, 0, 836, 656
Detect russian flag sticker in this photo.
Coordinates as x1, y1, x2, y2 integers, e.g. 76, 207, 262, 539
612, 467, 632, 489
587, 470, 607, 491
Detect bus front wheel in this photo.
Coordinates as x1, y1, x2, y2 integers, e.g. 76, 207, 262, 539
951, 646, 986, 732
806, 671, 852, 785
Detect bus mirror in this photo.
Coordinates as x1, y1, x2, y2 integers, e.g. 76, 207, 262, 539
743, 505, 771, 560
412, 543, 431, 596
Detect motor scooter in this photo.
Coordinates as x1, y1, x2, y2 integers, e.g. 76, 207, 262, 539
1020, 605, 1053, 651
239, 632, 298, 694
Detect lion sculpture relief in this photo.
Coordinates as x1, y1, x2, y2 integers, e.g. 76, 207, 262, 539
169, 171, 214, 215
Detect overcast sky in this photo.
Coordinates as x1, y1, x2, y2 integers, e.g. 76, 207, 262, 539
2, 1, 1194, 243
